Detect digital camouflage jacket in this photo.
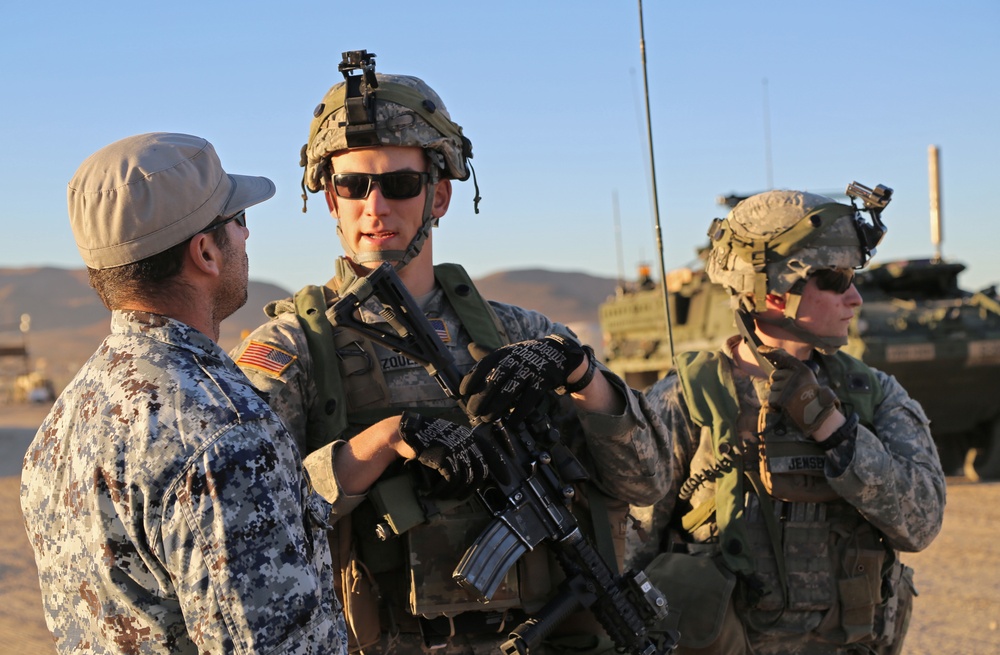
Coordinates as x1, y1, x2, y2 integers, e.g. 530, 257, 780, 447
21, 310, 348, 654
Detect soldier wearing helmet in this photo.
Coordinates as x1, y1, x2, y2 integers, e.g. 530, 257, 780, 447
626, 188, 946, 654
232, 51, 671, 654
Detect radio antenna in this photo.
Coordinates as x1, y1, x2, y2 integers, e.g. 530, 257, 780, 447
637, 0, 676, 359
762, 77, 774, 189
612, 190, 626, 291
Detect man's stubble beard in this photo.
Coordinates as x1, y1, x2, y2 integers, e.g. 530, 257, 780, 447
214, 249, 249, 325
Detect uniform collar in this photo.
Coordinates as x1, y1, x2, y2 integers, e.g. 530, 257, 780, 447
110, 310, 227, 364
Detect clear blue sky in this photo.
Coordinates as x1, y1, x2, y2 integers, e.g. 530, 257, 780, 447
2, 1, 997, 293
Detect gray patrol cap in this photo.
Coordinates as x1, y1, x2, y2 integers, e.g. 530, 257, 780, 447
68, 132, 276, 269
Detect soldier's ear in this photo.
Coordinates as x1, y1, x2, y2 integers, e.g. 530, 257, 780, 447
185, 233, 220, 276
765, 293, 787, 310
430, 178, 452, 220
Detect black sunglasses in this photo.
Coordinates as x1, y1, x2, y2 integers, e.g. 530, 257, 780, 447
812, 268, 856, 294
199, 210, 247, 234
333, 171, 429, 200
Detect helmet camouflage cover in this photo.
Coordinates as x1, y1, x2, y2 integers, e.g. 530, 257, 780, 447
302, 73, 472, 194
705, 190, 863, 312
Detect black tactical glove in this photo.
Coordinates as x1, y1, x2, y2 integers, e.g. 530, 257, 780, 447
759, 345, 841, 435
397, 411, 501, 498
459, 334, 586, 424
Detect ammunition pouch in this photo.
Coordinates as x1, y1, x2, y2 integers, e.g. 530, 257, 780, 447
741, 504, 900, 648
872, 560, 916, 654
823, 545, 886, 643
330, 515, 382, 653
406, 504, 522, 616
362, 471, 525, 618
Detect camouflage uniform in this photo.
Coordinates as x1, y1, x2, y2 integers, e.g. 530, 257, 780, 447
21, 311, 348, 655
232, 261, 672, 654
622, 188, 945, 654
629, 336, 946, 655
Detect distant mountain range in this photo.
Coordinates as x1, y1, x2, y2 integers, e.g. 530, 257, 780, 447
0, 266, 617, 391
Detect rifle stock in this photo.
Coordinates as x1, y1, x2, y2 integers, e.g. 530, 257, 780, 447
331, 263, 674, 654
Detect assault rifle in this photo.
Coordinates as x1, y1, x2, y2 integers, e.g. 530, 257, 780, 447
331, 262, 673, 655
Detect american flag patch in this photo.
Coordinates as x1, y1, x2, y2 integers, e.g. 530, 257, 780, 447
236, 341, 297, 376
428, 318, 451, 343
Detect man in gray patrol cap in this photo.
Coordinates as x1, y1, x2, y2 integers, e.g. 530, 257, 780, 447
21, 132, 349, 654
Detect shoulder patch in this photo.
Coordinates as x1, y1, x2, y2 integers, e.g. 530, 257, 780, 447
236, 341, 297, 376
427, 317, 451, 343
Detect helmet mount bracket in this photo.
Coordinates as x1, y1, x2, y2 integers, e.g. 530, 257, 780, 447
845, 181, 892, 265
339, 50, 381, 148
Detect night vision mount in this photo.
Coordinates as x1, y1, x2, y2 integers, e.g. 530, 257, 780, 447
846, 181, 892, 215
845, 181, 892, 263
339, 49, 381, 148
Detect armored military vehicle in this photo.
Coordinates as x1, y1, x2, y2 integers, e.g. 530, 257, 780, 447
600, 259, 728, 390
600, 253, 1000, 481
0, 314, 55, 405
845, 258, 1000, 479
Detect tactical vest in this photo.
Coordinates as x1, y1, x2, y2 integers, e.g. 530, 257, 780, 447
291, 262, 622, 651
295, 262, 509, 453
673, 350, 898, 645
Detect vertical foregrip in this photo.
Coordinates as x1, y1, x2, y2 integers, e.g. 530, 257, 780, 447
502, 587, 585, 655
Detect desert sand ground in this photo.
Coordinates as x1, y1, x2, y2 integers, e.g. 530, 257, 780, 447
1, 402, 998, 654
0, 403, 59, 654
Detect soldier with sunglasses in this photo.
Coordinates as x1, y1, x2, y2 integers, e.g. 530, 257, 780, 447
626, 189, 946, 655
231, 51, 671, 654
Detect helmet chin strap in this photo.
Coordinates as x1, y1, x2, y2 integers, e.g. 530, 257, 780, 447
735, 308, 776, 374
734, 284, 847, 373
753, 294, 848, 355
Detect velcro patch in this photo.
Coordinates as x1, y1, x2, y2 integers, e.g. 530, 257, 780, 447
846, 372, 872, 393
236, 341, 297, 376
768, 455, 826, 474
428, 317, 451, 343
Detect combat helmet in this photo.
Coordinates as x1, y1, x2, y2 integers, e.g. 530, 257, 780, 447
705, 183, 891, 354
300, 50, 478, 268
